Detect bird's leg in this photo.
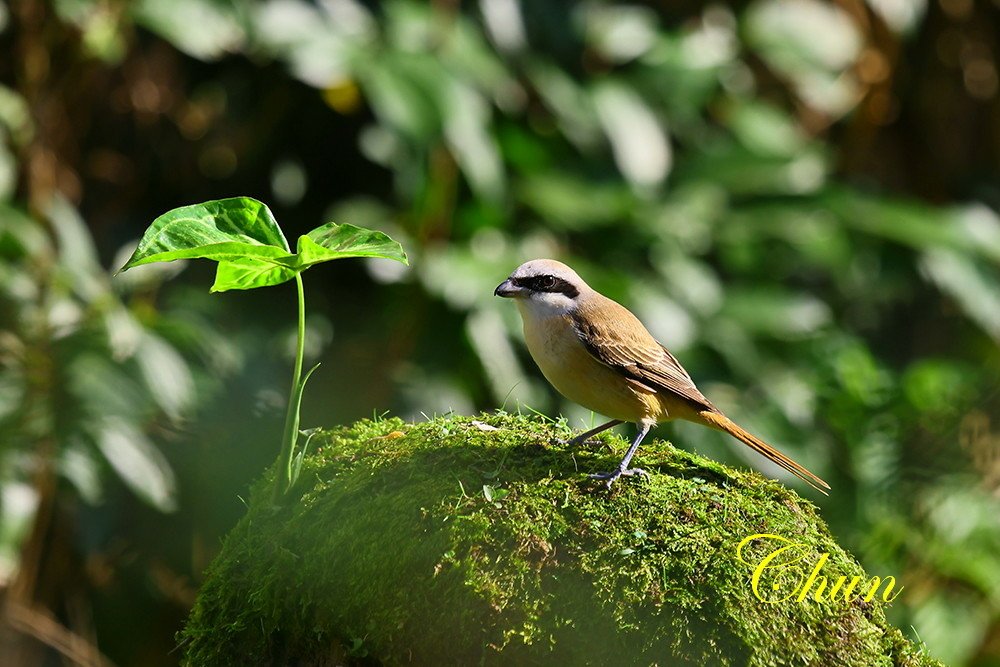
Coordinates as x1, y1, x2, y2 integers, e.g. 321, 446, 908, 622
569, 419, 623, 447
590, 422, 652, 488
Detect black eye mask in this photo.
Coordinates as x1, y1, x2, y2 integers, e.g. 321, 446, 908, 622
513, 275, 579, 298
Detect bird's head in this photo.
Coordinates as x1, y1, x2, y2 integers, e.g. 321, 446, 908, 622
494, 259, 587, 316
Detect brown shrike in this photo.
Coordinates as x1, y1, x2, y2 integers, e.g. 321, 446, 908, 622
495, 259, 830, 494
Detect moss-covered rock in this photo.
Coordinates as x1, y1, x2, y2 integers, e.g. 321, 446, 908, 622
180, 412, 939, 666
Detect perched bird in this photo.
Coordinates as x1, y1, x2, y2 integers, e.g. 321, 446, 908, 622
494, 259, 830, 493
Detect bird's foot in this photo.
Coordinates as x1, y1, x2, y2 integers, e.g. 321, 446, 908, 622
589, 467, 649, 488
554, 434, 598, 447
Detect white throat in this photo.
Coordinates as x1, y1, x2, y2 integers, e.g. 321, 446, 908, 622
515, 291, 577, 321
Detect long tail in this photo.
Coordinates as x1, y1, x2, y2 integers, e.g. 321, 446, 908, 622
698, 410, 830, 495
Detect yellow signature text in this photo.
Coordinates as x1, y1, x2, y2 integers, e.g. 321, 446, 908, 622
736, 533, 903, 604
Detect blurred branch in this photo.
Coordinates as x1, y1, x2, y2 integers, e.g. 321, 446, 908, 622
1, 599, 114, 667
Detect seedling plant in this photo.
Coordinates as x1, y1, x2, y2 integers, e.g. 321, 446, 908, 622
119, 197, 407, 497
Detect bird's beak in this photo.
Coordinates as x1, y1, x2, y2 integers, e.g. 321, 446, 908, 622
494, 278, 520, 298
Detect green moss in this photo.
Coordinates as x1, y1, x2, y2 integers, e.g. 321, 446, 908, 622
180, 412, 940, 666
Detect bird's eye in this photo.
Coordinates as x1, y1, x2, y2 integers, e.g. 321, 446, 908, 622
537, 275, 556, 290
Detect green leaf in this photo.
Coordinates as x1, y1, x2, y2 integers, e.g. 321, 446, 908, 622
134, 331, 194, 420
719, 287, 831, 338
121, 200, 407, 296
285, 363, 321, 489
298, 222, 408, 267
119, 197, 292, 272
211, 257, 297, 292
130, 0, 244, 61
725, 100, 808, 158
94, 418, 177, 512
291, 427, 322, 491
518, 172, 634, 229
359, 53, 441, 142
921, 249, 1000, 342
820, 188, 1000, 263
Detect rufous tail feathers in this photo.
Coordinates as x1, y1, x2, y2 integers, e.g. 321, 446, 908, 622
698, 410, 830, 495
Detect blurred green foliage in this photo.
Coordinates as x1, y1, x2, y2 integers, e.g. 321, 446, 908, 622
1, 0, 999, 665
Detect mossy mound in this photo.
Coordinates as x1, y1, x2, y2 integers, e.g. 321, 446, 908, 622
180, 412, 938, 666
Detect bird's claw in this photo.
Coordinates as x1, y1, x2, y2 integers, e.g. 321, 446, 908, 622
554, 435, 597, 447
589, 467, 649, 488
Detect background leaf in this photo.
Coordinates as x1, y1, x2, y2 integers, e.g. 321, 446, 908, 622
94, 419, 177, 512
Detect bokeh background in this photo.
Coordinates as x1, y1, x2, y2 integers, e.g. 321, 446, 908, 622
1, 0, 999, 664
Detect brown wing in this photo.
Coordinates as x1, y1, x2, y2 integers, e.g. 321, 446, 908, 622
572, 294, 717, 413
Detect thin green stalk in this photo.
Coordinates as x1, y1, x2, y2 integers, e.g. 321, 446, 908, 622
276, 273, 306, 495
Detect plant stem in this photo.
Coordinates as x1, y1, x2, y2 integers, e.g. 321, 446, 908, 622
276, 273, 307, 495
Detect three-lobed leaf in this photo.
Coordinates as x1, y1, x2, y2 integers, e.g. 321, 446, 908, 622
119, 197, 408, 292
